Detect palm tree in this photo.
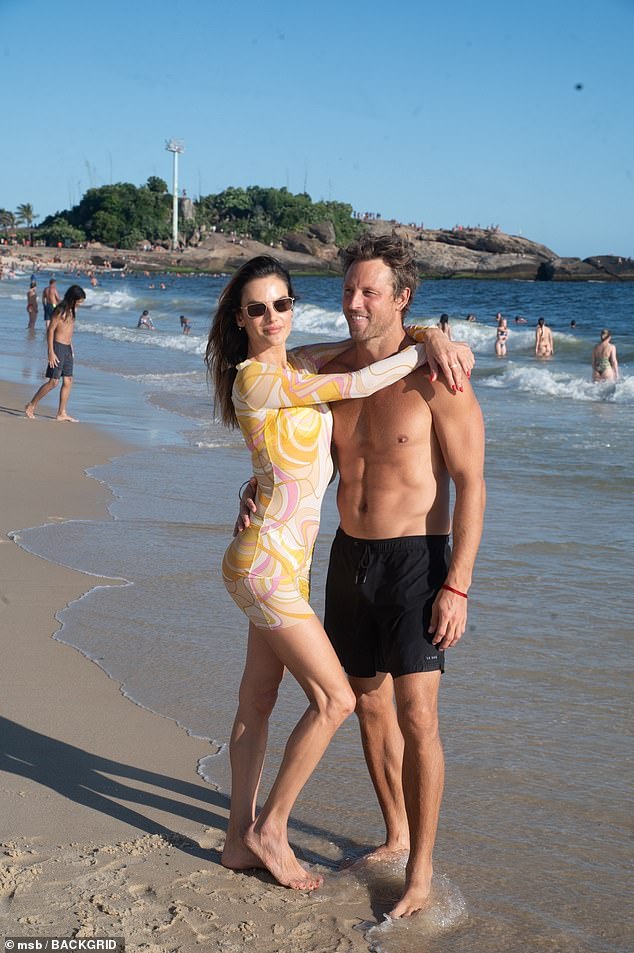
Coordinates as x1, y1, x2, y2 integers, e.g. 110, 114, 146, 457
15, 203, 39, 245
0, 208, 15, 231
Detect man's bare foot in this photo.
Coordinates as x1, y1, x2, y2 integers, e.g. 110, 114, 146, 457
56, 414, 78, 422
221, 837, 265, 871
25, 404, 35, 419
244, 823, 323, 890
388, 868, 432, 918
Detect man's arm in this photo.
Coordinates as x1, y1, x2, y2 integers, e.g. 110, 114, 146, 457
424, 378, 486, 650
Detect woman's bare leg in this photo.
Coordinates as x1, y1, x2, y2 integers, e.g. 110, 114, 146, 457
243, 615, 355, 889
222, 625, 284, 870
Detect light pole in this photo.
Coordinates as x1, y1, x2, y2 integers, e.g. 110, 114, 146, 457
165, 138, 185, 250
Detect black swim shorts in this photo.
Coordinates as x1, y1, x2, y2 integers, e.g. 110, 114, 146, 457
45, 341, 74, 379
324, 528, 450, 679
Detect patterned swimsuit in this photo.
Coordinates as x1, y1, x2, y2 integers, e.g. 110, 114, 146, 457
222, 342, 423, 629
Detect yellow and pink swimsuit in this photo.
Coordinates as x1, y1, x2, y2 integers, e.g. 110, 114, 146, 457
222, 341, 424, 629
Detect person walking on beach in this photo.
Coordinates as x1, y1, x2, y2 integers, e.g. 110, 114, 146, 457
206, 255, 474, 894
592, 329, 619, 382
42, 278, 61, 327
25, 285, 86, 422
26, 280, 38, 328
235, 235, 484, 918
535, 317, 554, 358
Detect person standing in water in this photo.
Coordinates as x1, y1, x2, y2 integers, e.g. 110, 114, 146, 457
535, 317, 554, 358
25, 285, 86, 422
592, 329, 618, 382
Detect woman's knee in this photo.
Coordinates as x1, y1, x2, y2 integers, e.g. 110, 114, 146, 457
320, 681, 356, 726
238, 678, 280, 719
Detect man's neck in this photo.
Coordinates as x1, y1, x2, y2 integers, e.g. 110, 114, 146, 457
351, 328, 410, 365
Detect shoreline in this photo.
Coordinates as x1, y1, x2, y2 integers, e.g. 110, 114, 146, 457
0, 378, 376, 951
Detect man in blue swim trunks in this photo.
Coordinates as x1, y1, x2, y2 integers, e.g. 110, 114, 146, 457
42, 278, 60, 326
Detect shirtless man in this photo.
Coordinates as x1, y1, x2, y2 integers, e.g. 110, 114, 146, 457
535, 317, 554, 358
319, 234, 485, 918
25, 285, 86, 422
42, 278, 61, 327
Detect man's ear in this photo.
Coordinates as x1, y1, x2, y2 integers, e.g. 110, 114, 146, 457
396, 286, 412, 313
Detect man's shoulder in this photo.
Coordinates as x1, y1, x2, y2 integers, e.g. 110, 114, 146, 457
321, 345, 358, 374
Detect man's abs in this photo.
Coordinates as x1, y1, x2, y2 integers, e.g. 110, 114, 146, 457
331, 378, 451, 539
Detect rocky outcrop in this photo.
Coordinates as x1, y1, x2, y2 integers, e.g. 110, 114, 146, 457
5, 222, 631, 280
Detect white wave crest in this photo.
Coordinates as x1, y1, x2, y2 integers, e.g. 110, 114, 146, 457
83, 288, 137, 309
293, 303, 348, 337
77, 321, 206, 353
481, 364, 633, 403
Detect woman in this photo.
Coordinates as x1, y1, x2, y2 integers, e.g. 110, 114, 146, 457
495, 322, 509, 357
592, 329, 619, 382
437, 312, 452, 338
205, 256, 446, 891
26, 279, 38, 329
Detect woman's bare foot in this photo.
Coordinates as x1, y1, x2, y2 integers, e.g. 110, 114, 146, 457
244, 823, 323, 890
221, 836, 265, 871
56, 414, 78, 422
25, 403, 35, 419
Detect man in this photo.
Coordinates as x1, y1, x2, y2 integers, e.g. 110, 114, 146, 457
320, 234, 485, 918
42, 278, 60, 327
238, 235, 485, 918
535, 317, 554, 357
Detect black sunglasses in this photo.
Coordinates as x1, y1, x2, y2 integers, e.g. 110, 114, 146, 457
241, 296, 294, 319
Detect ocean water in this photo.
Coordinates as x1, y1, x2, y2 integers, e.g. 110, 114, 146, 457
1, 264, 632, 952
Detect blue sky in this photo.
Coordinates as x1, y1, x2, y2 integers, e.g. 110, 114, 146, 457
2, 0, 633, 258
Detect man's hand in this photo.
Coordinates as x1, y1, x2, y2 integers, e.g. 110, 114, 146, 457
48, 352, 59, 369
428, 587, 468, 650
233, 476, 257, 536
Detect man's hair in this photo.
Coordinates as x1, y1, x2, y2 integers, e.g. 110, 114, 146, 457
343, 233, 419, 316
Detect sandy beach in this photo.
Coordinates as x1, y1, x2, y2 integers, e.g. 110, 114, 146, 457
0, 379, 378, 953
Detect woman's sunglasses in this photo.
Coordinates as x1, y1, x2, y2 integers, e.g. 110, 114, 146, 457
241, 296, 294, 319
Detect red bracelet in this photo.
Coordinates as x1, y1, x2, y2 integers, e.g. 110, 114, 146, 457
441, 583, 468, 599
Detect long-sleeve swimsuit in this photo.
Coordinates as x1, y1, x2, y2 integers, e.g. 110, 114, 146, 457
222, 341, 424, 630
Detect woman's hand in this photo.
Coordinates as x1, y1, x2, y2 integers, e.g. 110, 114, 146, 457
407, 326, 475, 392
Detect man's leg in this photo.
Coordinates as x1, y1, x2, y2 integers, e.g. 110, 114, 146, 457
25, 378, 58, 417
390, 670, 443, 918
56, 376, 77, 421
349, 672, 409, 858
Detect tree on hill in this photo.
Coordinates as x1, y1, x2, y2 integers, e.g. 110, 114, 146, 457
40, 178, 172, 247
195, 185, 361, 246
